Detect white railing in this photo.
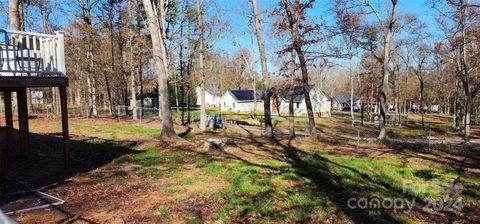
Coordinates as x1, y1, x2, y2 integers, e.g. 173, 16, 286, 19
0, 29, 66, 77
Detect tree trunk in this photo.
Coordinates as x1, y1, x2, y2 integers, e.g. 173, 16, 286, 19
252, 76, 257, 116
349, 56, 355, 126
296, 47, 316, 137
251, 0, 273, 138
107, 0, 116, 116
180, 17, 185, 125
288, 50, 296, 138
376, 0, 397, 140
139, 57, 144, 117
465, 96, 472, 143
289, 94, 295, 139
142, 0, 175, 136
197, 0, 207, 131
9, 0, 21, 30
420, 79, 425, 130
174, 74, 180, 114
130, 64, 138, 120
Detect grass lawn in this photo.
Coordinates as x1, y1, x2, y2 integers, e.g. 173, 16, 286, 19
6, 115, 480, 223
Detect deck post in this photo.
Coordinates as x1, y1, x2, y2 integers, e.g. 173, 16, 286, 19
17, 88, 30, 157
4, 91, 14, 153
59, 87, 70, 173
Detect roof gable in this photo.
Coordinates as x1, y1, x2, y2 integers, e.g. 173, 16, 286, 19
229, 90, 262, 102
279, 85, 330, 102
333, 93, 354, 104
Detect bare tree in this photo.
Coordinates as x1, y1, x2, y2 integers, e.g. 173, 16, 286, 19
197, 0, 207, 131
127, 0, 138, 120
9, 0, 22, 30
412, 44, 431, 130
76, 0, 100, 118
432, 0, 480, 142
334, 0, 363, 126
274, 0, 317, 137
366, 0, 398, 140
142, 0, 176, 136
251, 0, 274, 138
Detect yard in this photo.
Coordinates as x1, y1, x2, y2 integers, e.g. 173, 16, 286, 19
2, 114, 479, 223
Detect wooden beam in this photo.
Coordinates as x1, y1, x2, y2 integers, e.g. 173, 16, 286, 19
0, 77, 68, 88
4, 91, 14, 153
59, 87, 70, 174
17, 88, 30, 157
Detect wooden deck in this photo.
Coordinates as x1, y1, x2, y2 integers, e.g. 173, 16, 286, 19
0, 76, 68, 88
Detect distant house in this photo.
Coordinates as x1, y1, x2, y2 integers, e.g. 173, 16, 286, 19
195, 86, 221, 107
129, 93, 159, 109
273, 85, 331, 117
332, 93, 362, 111
30, 89, 44, 104
220, 90, 263, 112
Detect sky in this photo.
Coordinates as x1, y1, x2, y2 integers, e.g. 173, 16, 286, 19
0, 0, 444, 75
212, 0, 443, 75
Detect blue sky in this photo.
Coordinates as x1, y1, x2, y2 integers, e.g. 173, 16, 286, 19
213, 0, 441, 71
0, 0, 443, 74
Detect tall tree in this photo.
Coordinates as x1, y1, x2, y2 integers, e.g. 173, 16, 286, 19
197, 0, 207, 131
366, 0, 398, 140
9, 0, 23, 30
334, 0, 363, 126
251, 0, 274, 138
76, 0, 100, 118
274, 0, 317, 137
432, 0, 480, 142
412, 44, 431, 130
142, 0, 176, 136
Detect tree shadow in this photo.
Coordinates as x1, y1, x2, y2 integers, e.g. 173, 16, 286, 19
189, 127, 465, 223
1, 128, 139, 197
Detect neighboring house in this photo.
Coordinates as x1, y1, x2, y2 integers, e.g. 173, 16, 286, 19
274, 85, 331, 117
332, 93, 361, 111
129, 93, 159, 109
195, 86, 221, 107
31, 89, 44, 104
220, 90, 264, 112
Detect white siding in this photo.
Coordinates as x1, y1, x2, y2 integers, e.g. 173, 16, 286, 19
195, 87, 221, 107
220, 91, 264, 112
278, 88, 331, 117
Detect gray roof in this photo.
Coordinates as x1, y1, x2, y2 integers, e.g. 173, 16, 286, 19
279, 85, 330, 102
229, 90, 263, 102
333, 93, 354, 104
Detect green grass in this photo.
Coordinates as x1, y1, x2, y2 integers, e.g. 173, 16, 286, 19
189, 142, 478, 223
162, 187, 184, 194
114, 170, 128, 177
70, 122, 160, 136
182, 177, 194, 185
154, 206, 171, 218
59, 116, 476, 223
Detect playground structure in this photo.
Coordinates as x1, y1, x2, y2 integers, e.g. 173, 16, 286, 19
0, 29, 69, 197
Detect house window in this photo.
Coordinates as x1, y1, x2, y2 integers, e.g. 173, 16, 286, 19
233, 102, 235, 108
296, 102, 300, 109
224, 102, 226, 107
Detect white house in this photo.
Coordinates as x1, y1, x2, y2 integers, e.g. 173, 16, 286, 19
274, 85, 331, 117
196, 86, 221, 107
31, 89, 44, 104
129, 93, 159, 109
220, 90, 264, 112
331, 92, 362, 111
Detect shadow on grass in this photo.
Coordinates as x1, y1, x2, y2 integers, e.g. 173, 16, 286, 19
181, 127, 475, 223
1, 128, 139, 196
383, 140, 480, 171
